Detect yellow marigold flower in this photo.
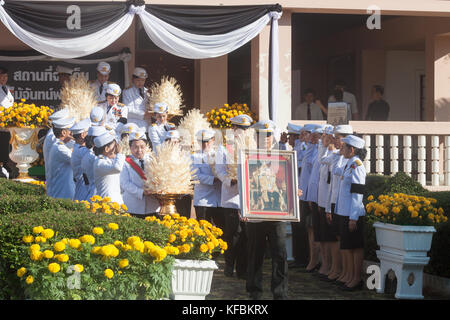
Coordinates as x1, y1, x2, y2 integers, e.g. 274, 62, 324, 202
29, 244, 40, 252
200, 244, 209, 253
428, 213, 435, 220
127, 236, 141, 245
168, 234, 176, 243
30, 250, 43, 261
55, 254, 69, 263
120, 204, 128, 211
104, 269, 114, 279
100, 245, 113, 257
103, 196, 111, 203
114, 240, 124, 248
22, 235, 34, 243
80, 235, 95, 245
25, 275, 34, 285
92, 227, 104, 235
41, 228, 55, 239
17, 267, 27, 278
392, 207, 401, 214
411, 211, 419, 218
108, 223, 119, 230
43, 250, 54, 259
54, 241, 66, 252
207, 242, 215, 250
119, 259, 129, 269
367, 195, 374, 201
48, 263, 61, 273
438, 208, 444, 215
69, 239, 81, 249
35, 236, 47, 243
408, 206, 414, 212
74, 264, 84, 273
181, 244, 190, 253
133, 241, 145, 253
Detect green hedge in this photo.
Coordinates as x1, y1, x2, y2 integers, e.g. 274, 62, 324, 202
364, 173, 450, 278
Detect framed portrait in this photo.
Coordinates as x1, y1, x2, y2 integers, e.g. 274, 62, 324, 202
238, 149, 300, 222
327, 102, 349, 125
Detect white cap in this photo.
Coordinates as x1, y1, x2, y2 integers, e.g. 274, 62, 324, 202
342, 135, 365, 149
196, 129, 216, 142
52, 117, 75, 129
230, 114, 253, 127
90, 106, 105, 125
120, 123, 138, 135
88, 125, 107, 137
56, 66, 73, 75
69, 118, 91, 134
252, 120, 276, 133
153, 102, 168, 114
311, 124, 325, 134
49, 108, 69, 121
133, 67, 148, 79
129, 129, 147, 142
302, 124, 318, 133
97, 62, 111, 75
334, 124, 353, 135
106, 83, 121, 96
94, 130, 116, 148
324, 125, 335, 135
287, 123, 302, 134
164, 130, 180, 141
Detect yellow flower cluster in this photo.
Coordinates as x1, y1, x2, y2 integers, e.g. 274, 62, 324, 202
76, 196, 130, 217
206, 103, 256, 129
366, 193, 448, 225
145, 213, 227, 259
24, 180, 46, 189
0, 99, 53, 128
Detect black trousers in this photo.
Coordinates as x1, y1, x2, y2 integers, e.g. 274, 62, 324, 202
175, 195, 193, 218
223, 208, 247, 277
194, 206, 226, 232
291, 200, 310, 265
246, 221, 288, 300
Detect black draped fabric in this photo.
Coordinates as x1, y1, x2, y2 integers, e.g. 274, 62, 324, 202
3, 0, 128, 38
147, 4, 281, 35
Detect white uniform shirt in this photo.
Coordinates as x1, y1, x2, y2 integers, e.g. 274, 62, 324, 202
147, 122, 173, 150
305, 142, 328, 203
97, 101, 128, 131
89, 80, 112, 102
48, 140, 75, 199
93, 153, 125, 204
326, 151, 347, 213
215, 144, 239, 209
71, 144, 90, 201
43, 129, 56, 196
335, 155, 366, 220
317, 147, 332, 208
192, 152, 221, 207
0, 85, 14, 108
122, 86, 148, 130
81, 149, 97, 201
120, 154, 160, 214
298, 143, 317, 201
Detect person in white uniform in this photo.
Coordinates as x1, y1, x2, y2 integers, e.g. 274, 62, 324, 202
69, 118, 91, 201
47, 117, 76, 199
0, 67, 14, 108
81, 125, 107, 201
191, 129, 223, 229
147, 102, 175, 150
120, 129, 160, 218
89, 62, 113, 103
334, 135, 367, 291
215, 114, 253, 279
97, 83, 128, 131
90, 106, 106, 127
122, 67, 152, 131
93, 130, 125, 204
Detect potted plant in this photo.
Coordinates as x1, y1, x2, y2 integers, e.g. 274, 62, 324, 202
0, 100, 53, 180
365, 193, 448, 299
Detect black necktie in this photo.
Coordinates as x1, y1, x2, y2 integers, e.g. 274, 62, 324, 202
139, 88, 144, 99
107, 105, 112, 114
139, 160, 144, 170
2, 86, 7, 94
307, 103, 311, 120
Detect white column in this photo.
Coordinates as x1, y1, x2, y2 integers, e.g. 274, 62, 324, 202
431, 136, 440, 186
390, 135, 399, 176
417, 135, 426, 186
445, 136, 450, 186
376, 135, 384, 175
363, 135, 371, 173
403, 135, 412, 177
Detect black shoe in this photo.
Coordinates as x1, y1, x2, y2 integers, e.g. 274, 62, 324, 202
317, 273, 329, 280
305, 263, 321, 273
289, 261, 307, 269
340, 281, 364, 292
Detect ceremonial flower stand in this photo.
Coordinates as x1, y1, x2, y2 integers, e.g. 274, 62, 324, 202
373, 222, 436, 299
9, 127, 40, 181
170, 259, 218, 300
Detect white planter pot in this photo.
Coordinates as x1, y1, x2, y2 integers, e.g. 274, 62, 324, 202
8, 127, 40, 180
170, 259, 218, 300
373, 222, 436, 299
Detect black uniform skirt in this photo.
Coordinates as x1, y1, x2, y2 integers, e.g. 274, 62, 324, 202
338, 215, 365, 250
318, 206, 337, 242
330, 204, 341, 237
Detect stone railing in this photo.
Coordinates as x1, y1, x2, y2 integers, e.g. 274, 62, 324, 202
291, 121, 450, 191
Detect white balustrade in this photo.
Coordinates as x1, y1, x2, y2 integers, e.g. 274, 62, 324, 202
390, 135, 399, 175
403, 135, 412, 177
376, 135, 384, 174
363, 135, 371, 173
431, 136, 440, 186
417, 135, 426, 186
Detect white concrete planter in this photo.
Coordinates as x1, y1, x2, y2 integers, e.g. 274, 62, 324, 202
170, 259, 218, 300
8, 127, 40, 180
373, 222, 436, 299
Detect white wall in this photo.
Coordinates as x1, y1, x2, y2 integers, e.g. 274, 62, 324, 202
385, 50, 425, 121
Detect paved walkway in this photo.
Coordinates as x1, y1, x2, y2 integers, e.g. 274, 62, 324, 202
208, 257, 448, 300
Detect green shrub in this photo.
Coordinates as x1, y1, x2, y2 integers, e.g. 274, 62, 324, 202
0, 178, 46, 196
364, 174, 390, 201
384, 172, 427, 195
424, 221, 450, 278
